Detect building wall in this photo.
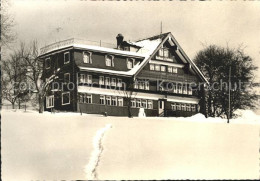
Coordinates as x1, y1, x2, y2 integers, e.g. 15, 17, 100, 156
41, 46, 203, 117
43, 49, 78, 112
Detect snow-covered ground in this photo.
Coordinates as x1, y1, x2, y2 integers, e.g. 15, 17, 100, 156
1, 109, 259, 180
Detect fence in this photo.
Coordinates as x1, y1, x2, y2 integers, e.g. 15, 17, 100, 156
40, 38, 117, 55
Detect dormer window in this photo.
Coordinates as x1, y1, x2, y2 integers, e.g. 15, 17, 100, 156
105, 55, 114, 67
127, 58, 135, 69
83, 52, 92, 64
64, 52, 70, 64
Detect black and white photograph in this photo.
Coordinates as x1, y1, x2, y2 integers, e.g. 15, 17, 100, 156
1, 0, 260, 180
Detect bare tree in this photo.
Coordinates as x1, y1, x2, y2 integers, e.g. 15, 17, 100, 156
24, 40, 61, 113
119, 79, 137, 118
1, 48, 27, 109
0, 0, 16, 47
194, 44, 258, 118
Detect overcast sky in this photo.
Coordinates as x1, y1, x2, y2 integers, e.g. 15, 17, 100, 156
7, 0, 260, 81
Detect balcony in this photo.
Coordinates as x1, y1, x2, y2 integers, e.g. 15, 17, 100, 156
137, 70, 198, 83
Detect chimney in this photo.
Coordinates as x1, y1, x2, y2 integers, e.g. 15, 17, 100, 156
116, 34, 124, 49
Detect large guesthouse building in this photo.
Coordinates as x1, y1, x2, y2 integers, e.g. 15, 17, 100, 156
39, 32, 207, 117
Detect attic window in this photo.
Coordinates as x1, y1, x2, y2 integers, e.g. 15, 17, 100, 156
64, 52, 70, 64
105, 55, 114, 67
83, 52, 92, 64
158, 48, 169, 58
127, 58, 135, 69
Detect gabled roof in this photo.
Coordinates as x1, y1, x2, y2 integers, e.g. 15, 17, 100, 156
133, 32, 208, 84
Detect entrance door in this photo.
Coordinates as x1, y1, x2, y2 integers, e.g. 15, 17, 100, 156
158, 100, 164, 115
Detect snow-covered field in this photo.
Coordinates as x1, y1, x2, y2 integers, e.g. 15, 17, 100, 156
1, 109, 260, 180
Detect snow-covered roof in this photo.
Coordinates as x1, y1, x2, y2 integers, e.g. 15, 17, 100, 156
39, 38, 147, 57
79, 62, 142, 77
79, 38, 162, 77
73, 44, 146, 58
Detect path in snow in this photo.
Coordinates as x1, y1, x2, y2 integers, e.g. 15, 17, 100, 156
84, 124, 112, 180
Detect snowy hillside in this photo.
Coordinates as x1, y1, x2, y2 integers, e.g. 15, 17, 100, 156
1, 109, 259, 180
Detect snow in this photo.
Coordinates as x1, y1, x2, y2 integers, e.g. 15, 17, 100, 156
85, 124, 112, 180
138, 108, 146, 117
1, 108, 259, 180
74, 44, 146, 57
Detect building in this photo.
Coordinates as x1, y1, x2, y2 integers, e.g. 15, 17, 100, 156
39, 32, 208, 117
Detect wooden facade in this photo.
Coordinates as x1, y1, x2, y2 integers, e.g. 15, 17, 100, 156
39, 32, 207, 117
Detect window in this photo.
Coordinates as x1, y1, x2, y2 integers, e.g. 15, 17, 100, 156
161, 65, 166, 72
171, 103, 176, 111
183, 86, 187, 94
105, 77, 110, 86
191, 105, 196, 112
80, 74, 85, 83
86, 94, 92, 103
159, 48, 169, 57
134, 80, 138, 89
182, 104, 186, 111
86, 75, 92, 84
145, 81, 149, 90
163, 48, 169, 57
45, 58, 51, 69
62, 92, 70, 105
173, 85, 177, 93
168, 66, 177, 73
79, 94, 84, 103
158, 49, 164, 57
187, 104, 191, 112
105, 55, 114, 67
168, 67, 172, 73
64, 73, 70, 83
177, 104, 181, 111
150, 64, 155, 71
141, 100, 147, 109
99, 76, 104, 85
111, 78, 116, 86
118, 97, 123, 106
173, 67, 178, 73
117, 79, 122, 87
131, 99, 136, 107
136, 99, 141, 108
178, 86, 182, 94
188, 87, 192, 95
46, 95, 54, 108
139, 81, 145, 89
64, 52, 70, 64
83, 52, 92, 64
111, 97, 117, 106
127, 58, 135, 69
106, 96, 111, 105
155, 65, 160, 71
100, 95, 105, 105
148, 100, 153, 109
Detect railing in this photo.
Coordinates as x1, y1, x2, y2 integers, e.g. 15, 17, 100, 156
40, 38, 150, 55
137, 70, 198, 83
40, 38, 116, 55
